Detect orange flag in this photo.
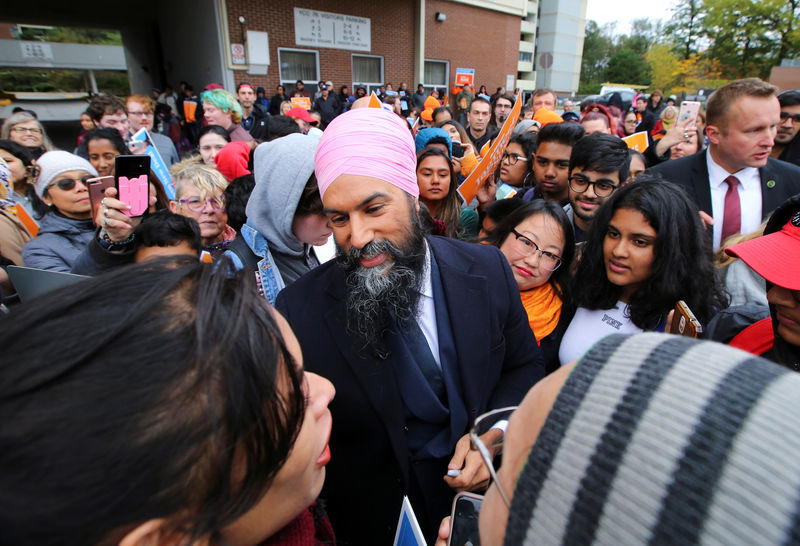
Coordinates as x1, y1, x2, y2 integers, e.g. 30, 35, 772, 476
12, 204, 38, 237
622, 131, 649, 152
368, 92, 383, 108
457, 92, 522, 205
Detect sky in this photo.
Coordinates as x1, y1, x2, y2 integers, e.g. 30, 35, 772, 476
584, 0, 674, 35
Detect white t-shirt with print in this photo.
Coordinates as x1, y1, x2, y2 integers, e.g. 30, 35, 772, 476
558, 302, 643, 366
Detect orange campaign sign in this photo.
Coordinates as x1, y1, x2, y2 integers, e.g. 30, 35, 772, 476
368, 91, 383, 108
455, 68, 475, 87
291, 97, 311, 110
622, 131, 649, 152
457, 92, 523, 205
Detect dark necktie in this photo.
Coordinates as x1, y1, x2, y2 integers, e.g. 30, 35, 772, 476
721, 175, 741, 243
401, 319, 446, 402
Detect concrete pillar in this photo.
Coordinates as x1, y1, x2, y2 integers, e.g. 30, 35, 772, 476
414, 0, 425, 87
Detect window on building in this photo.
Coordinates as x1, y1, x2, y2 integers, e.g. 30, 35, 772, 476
423, 59, 449, 94
278, 48, 319, 87
519, 51, 532, 63
352, 54, 384, 94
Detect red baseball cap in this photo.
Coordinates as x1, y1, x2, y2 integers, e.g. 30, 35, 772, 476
725, 212, 800, 290
285, 107, 315, 123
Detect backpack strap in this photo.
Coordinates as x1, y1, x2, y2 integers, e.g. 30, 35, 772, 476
729, 317, 774, 356
227, 234, 261, 271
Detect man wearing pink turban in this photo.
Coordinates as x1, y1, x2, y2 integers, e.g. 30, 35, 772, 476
275, 107, 544, 545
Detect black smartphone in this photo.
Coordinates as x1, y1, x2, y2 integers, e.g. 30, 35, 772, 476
114, 155, 151, 219
449, 492, 483, 546
452, 142, 466, 158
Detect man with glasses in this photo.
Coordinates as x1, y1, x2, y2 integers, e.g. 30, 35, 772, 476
771, 89, 800, 166
564, 134, 629, 243
126, 95, 180, 167
490, 94, 514, 133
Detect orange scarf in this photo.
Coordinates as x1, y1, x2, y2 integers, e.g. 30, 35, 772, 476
520, 283, 562, 344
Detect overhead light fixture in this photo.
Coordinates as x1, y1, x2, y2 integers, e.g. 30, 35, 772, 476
435, 12, 446, 22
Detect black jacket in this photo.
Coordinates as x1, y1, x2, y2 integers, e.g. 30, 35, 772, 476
242, 103, 270, 141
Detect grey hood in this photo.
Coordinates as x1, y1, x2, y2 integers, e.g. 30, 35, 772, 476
247, 133, 319, 257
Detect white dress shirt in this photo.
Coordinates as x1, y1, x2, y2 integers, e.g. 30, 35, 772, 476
706, 151, 762, 250
415, 241, 441, 368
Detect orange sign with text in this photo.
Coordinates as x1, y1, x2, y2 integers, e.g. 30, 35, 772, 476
457, 92, 522, 205
291, 97, 311, 110
622, 131, 649, 152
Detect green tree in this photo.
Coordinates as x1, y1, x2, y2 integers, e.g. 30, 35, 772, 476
664, 0, 703, 59
603, 49, 651, 85
580, 20, 614, 92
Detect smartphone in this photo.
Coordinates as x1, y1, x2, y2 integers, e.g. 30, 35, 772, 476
115, 155, 151, 218
87, 176, 115, 227
671, 300, 703, 338
448, 492, 483, 546
452, 142, 466, 158
677, 101, 701, 129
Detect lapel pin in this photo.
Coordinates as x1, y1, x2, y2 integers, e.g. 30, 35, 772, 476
767, 180, 776, 188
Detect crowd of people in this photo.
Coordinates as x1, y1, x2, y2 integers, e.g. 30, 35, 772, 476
2, 73, 800, 546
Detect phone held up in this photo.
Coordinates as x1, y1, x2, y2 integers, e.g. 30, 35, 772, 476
87, 176, 115, 227
449, 491, 483, 546
671, 300, 703, 338
115, 155, 151, 218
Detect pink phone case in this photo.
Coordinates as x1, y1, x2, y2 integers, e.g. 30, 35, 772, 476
117, 174, 149, 217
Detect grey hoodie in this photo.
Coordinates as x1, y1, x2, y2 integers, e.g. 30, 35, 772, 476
246, 133, 321, 285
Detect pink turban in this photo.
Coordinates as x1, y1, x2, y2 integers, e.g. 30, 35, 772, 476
315, 107, 418, 199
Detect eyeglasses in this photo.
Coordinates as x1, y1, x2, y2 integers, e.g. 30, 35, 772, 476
501, 152, 528, 165
511, 229, 561, 270
470, 407, 517, 509
780, 111, 800, 123
11, 126, 42, 135
46, 175, 92, 192
568, 175, 619, 197
178, 195, 226, 212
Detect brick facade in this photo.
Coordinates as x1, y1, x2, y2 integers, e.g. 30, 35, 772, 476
224, 0, 416, 94
223, 1, 521, 101
424, 0, 520, 95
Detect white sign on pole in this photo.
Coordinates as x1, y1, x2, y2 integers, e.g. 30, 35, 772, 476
294, 8, 371, 52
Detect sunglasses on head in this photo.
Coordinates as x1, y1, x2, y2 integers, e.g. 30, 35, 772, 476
47, 175, 93, 192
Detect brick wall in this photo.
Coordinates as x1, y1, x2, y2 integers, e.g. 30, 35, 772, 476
425, 0, 520, 99
224, 0, 416, 94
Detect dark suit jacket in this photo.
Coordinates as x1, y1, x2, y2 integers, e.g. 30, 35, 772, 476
648, 150, 800, 220
275, 236, 544, 545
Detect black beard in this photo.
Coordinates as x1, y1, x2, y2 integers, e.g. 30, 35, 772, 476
336, 216, 427, 360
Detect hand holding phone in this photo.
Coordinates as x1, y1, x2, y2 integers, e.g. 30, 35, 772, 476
677, 101, 701, 129
670, 300, 703, 338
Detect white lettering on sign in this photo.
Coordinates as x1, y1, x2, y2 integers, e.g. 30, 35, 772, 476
20, 42, 54, 61
294, 8, 371, 52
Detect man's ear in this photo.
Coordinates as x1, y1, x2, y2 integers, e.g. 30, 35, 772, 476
118, 519, 208, 546
706, 123, 722, 146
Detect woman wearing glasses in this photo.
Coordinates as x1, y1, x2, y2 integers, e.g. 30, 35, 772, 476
169, 163, 235, 256
21, 151, 98, 271
486, 201, 575, 373
1, 110, 54, 159
494, 132, 537, 198
558, 178, 727, 365
416, 147, 478, 239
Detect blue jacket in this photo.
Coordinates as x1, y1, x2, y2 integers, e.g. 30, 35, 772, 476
223, 222, 284, 304
22, 212, 95, 272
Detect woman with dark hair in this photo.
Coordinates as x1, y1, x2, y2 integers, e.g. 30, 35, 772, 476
558, 177, 727, 365
77, 127, 127, 177
197, 124, 232, 167
270, 85, 289, 116
487, 201, 575, 373
0, 139, 47, 220
494, 132, 537, 197
0, 258, 336, 545
415, 147, 478, 239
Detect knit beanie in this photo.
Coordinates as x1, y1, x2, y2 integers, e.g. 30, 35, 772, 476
214, 141, 251, 183
532, 108, 564, 127
34, 150, 98, 198
415, 128, 452, 156
505, 332, 800, 546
